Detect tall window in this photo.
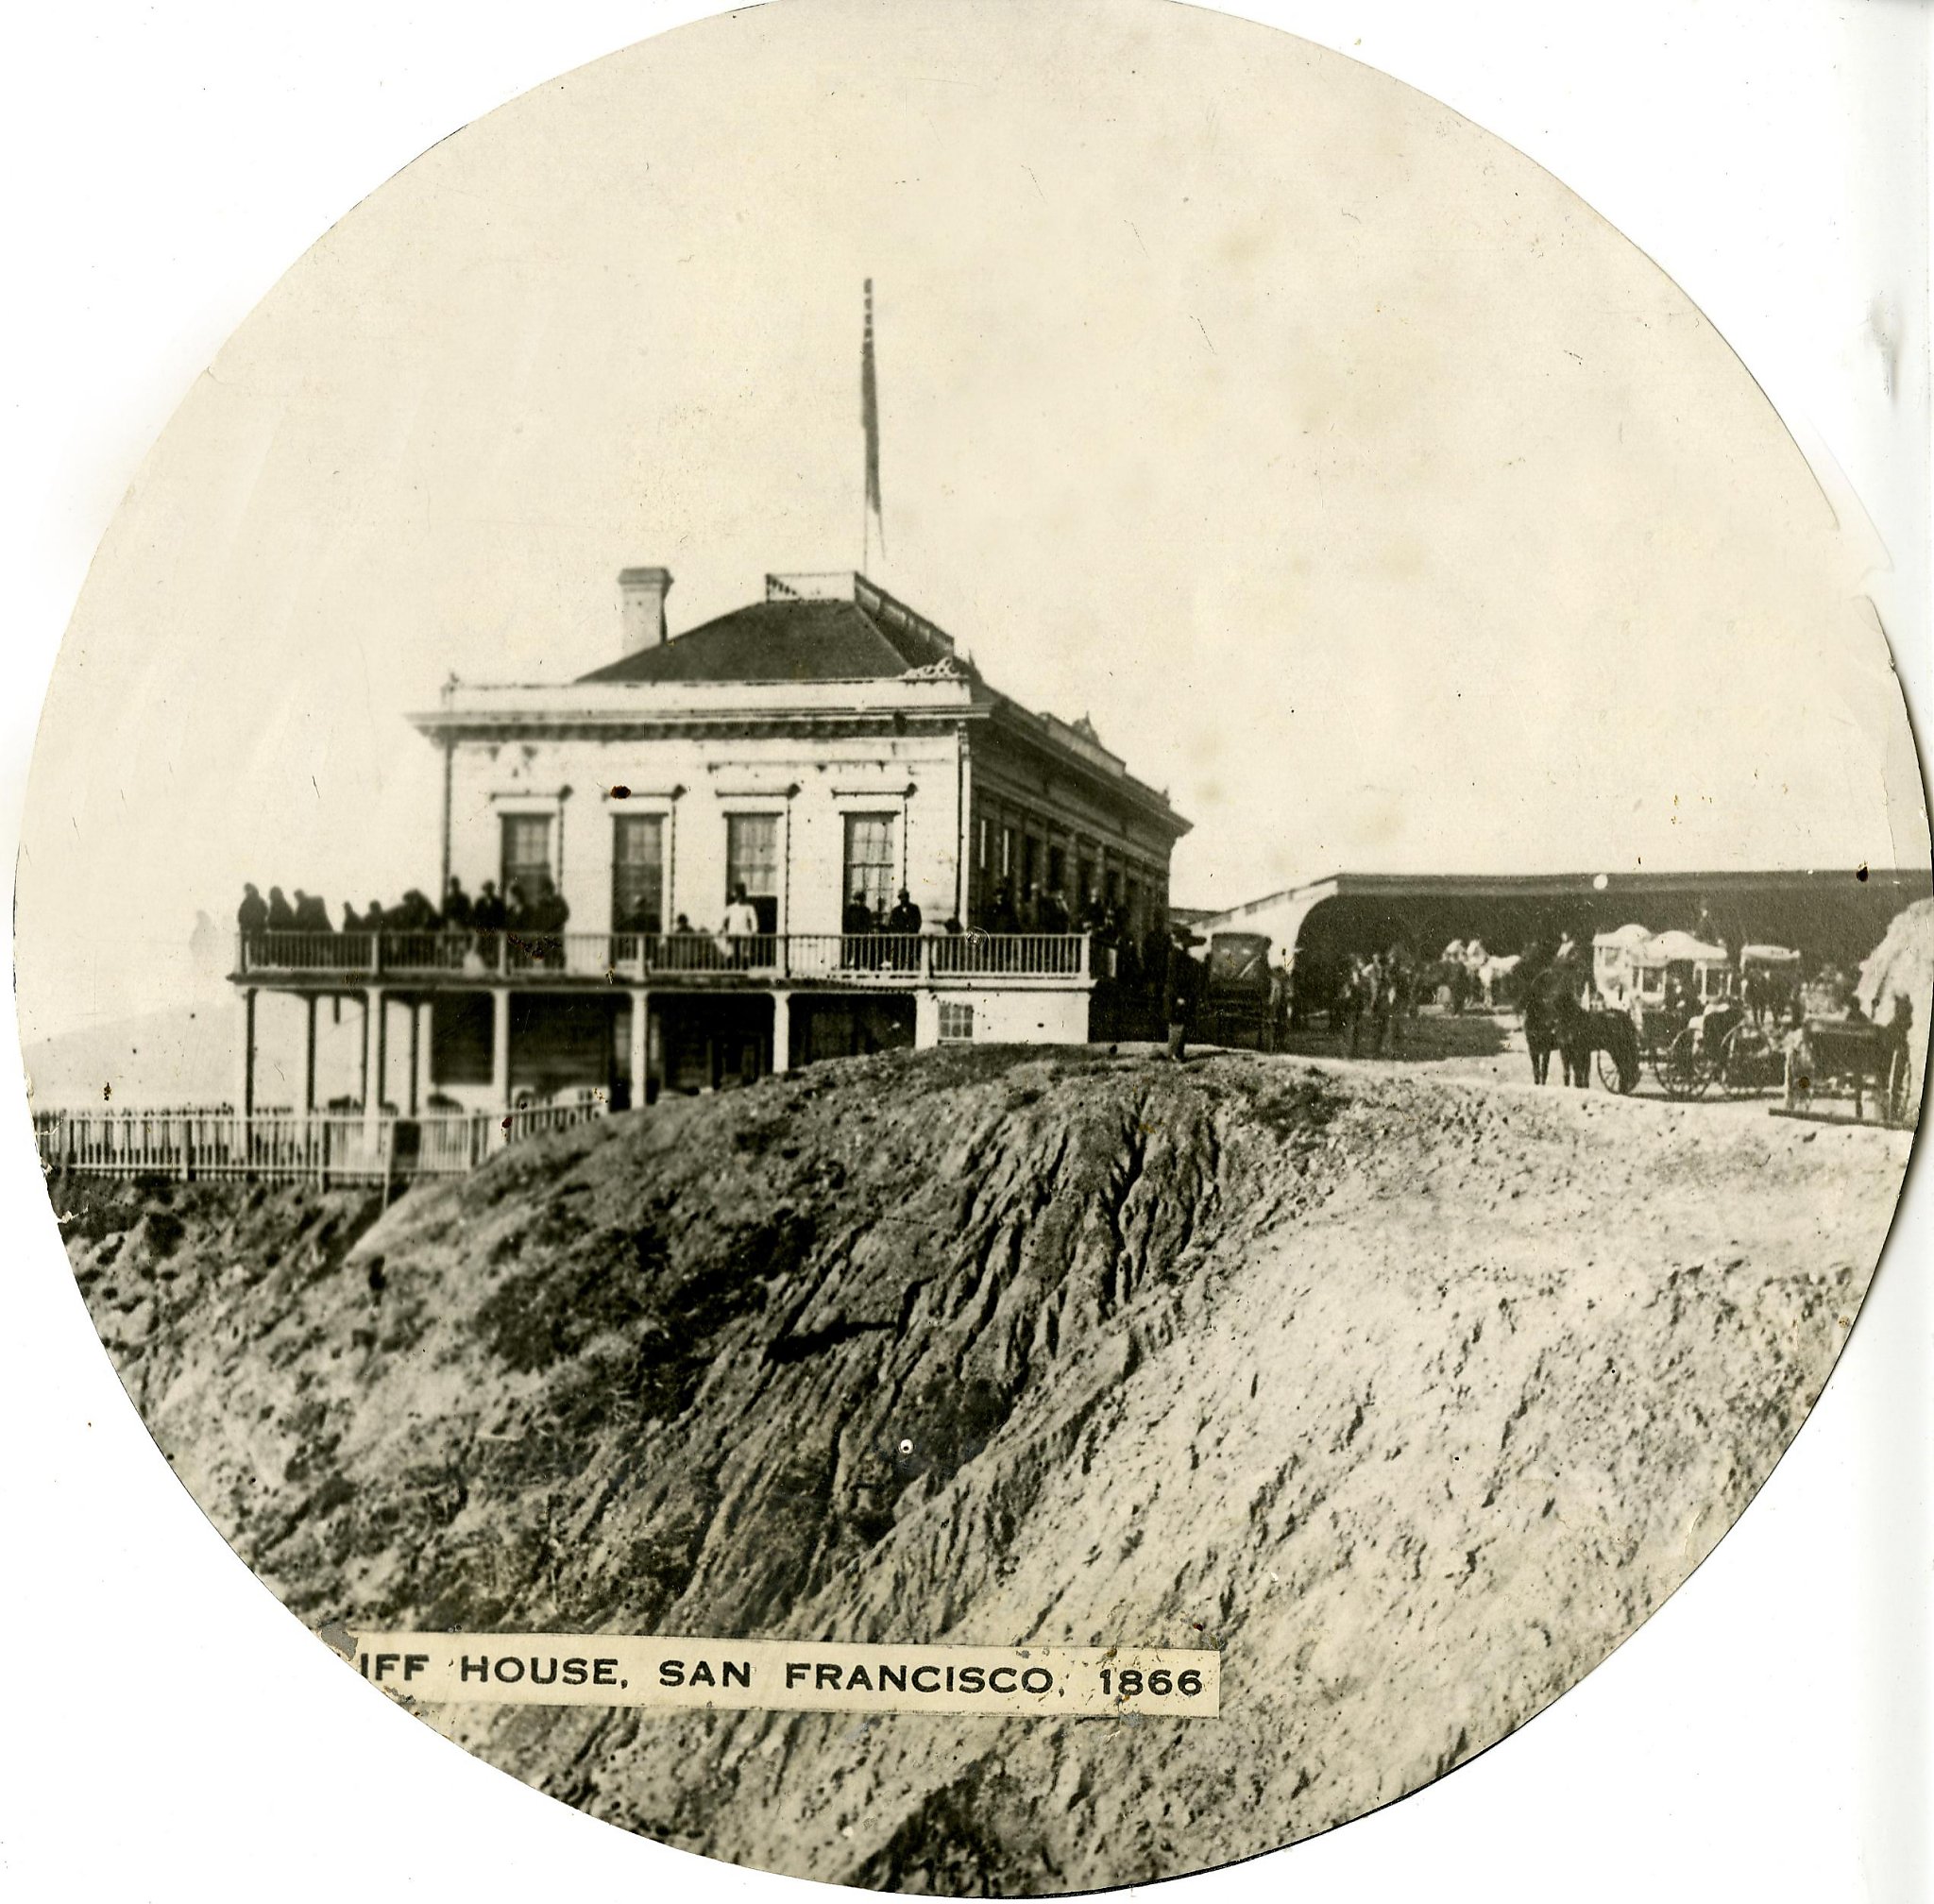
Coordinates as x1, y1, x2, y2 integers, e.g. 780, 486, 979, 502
842, 812, 897, 923
726, 813, 781, 933
611, 814, 665, 933
500, 813, 553, 901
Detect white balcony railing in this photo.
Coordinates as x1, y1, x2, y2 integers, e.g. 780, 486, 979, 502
233, 929, 1091, 986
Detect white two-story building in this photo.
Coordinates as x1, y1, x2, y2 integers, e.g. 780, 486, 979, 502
230, 569, 1189, 1120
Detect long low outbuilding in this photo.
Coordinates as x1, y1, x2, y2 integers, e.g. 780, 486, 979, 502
1198, 867, 1933, 983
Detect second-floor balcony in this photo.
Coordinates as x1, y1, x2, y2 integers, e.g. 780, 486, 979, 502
233, 928, 1094, 989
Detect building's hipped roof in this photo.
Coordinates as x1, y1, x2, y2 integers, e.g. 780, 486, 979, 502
563, 570, 1184, 832
579, 579, 968, 687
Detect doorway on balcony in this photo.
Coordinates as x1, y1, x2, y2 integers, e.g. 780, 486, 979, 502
725, 813, 781, 935
612, 813, 665, 936
841, 811, 897, 929
500, 812, 554, 910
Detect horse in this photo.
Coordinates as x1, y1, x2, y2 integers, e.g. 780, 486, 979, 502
1524, 958, 1640, 1090
1477, 952, 1522, 1010
1524, 958, 1587, 1085
1574, 1008, 1641, 1093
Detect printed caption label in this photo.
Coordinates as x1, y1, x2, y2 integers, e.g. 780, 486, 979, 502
335, 1634, 1220, 1717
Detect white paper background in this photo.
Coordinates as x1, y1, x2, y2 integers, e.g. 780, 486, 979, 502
1, 4, 1926, 1899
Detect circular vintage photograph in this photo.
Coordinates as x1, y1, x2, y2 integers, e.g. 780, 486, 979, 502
13, 0, 1929, 1892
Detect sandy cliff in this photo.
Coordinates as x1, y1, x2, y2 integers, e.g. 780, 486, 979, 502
60, 1047, 1909, 1892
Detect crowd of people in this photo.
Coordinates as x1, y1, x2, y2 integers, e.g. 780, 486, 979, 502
237, 876, 574, 967
237, 873, 1132, 977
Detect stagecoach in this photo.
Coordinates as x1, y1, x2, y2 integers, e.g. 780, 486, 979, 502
1589, 923, 1650, 1012
1198, 931, 1277, 1048
1620, 930, 1737, 1098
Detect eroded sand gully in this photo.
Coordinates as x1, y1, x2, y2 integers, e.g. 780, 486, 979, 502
59, 1045, 1910, 1894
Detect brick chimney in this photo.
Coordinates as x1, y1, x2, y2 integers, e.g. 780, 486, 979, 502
618, 567, 673, 655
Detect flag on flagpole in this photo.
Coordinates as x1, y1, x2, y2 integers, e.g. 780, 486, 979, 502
861, 280, 885, 563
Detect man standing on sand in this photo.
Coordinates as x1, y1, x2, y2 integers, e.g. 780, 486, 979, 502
1163, 927, 1198, 1062
1266, 949, 1294, 1053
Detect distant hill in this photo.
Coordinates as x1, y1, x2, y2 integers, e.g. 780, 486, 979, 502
22, 1005, 235, 1110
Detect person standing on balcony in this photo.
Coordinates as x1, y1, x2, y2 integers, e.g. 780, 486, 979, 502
236, 883, 268, 965
293, 890, 331, 933
529, 876, 568, 968
722, 882, 760, 968
842, 889, 875, 969
266, 886, 296, 932
1040, 886, 1071, 936
986, 881, 1018, 934
886, 886, 922, 972
441, 876, 473, 968
472, 879, 505, 968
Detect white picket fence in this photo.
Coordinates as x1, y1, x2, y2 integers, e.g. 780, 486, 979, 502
33, 1100, 607, 1185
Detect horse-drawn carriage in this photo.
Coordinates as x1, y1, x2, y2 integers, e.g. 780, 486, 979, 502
1597, 934, 1807, 1099
1773, 1013, 1912, 1126
1603, 930, 1737, 1096
1197, 930, 1279, 1048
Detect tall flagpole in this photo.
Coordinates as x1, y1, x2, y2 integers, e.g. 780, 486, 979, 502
860, 279, 882, 573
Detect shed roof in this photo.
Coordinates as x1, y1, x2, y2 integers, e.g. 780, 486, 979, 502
1636, 930, 1730, 965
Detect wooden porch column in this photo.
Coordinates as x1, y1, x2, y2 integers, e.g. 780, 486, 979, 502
406, 1002, 421, 1116
299, 995, 318, 1114
629, 988, 651, 1107
362, 987, 387, 1139
490, 988, 513, 1114
771, 990, 791, 1075
234, 987, 258, 1118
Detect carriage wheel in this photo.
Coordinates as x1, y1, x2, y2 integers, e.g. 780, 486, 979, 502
1595, 1045, 1634, 1095
1885, 1045, 1908, 1127
1659, 1028, 1710, 1100
1718, 1025, 1761, 1099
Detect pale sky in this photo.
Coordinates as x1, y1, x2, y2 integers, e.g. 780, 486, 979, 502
16, 0, 1927, 1043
